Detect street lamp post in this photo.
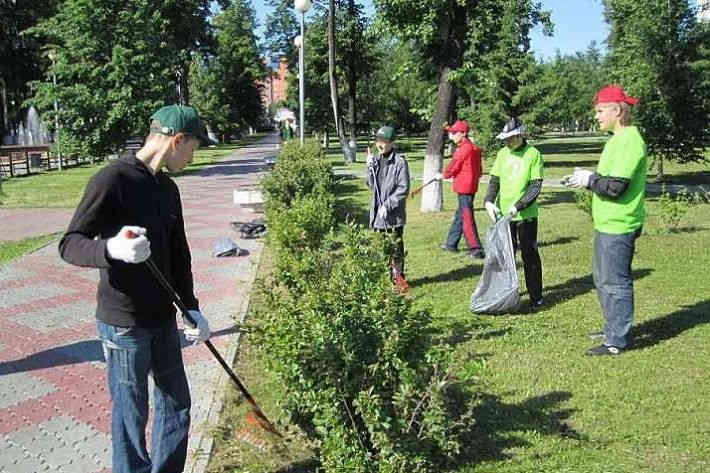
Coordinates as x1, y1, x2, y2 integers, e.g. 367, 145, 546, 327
294, 0, 311, 145
48, 50, 62, 171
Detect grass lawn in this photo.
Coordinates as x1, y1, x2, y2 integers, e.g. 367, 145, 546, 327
0, 134, 265, 208
207, 136, 710, 472
0, 233, 60, 265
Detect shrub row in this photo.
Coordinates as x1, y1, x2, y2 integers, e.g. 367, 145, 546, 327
256, 140, 479, 472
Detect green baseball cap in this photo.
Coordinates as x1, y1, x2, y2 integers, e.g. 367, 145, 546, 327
376, 125, 396, 142
150, 104, 216, 145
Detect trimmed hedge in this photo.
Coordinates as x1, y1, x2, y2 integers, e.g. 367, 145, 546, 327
257, 140, 479, 472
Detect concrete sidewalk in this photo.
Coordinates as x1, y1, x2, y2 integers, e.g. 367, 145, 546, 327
0, 133, 280, 473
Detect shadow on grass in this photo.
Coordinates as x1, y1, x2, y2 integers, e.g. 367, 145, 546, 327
538, 236, 579, 248
449, 390, 585, 468
536, 140, 604, 155
408, 262, 483, 288
631, 299, 710, 351
543, 268, 653, 306
538, 190, 576, 206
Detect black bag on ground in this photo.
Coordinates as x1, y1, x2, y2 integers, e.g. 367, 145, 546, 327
470, 215, 520, 314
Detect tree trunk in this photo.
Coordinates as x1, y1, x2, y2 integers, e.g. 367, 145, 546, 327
420, 65, 456, 213
655, 155, 665, 183
0, 76, 7, 134
328, 0, 355, 163
323, 129, 330, 149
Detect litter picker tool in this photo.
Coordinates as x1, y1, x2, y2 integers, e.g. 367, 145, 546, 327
408, 176, 439, 198
126, 230, 281, 439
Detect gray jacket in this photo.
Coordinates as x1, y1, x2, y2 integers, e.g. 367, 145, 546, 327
366, 151, 410, 229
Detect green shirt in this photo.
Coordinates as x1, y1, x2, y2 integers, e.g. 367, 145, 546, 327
491, 143, 544, 221
592, 126, 647, 234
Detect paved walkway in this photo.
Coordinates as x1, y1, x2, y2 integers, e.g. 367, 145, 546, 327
0, 133, 280, 473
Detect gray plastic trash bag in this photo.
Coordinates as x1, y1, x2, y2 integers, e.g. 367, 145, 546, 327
212, 237, 241, 257
470, 215, 520, 314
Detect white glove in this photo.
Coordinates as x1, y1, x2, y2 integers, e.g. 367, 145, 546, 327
569, 168, 593, 188
485, 201, 500, 222
508, 205, 519, 217
366, 147, 374, 167
377, 205, 388, 220
183, 310, 211, 345
107, 226, 151, 263
433, 172, 443, 181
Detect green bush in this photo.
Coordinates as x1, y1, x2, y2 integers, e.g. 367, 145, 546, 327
574, 189, 593, 220
255, 225, 479, 472
261, 139, 335, 212
655, 187, 701, 233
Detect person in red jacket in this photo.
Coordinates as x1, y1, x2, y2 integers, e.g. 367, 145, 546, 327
438, 120, 485, 259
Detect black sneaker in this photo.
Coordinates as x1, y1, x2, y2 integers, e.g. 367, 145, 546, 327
440, 244, 458, 253
530, 298, 544, 309
588, 331, 604, 340
585, 344, 622, 356
468, 249, 486, 259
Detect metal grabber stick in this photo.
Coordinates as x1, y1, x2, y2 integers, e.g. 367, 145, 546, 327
126, 230, 281, 437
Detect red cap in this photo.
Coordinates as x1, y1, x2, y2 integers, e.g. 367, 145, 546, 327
446, 120, 469, 134
594, 85, 638, 105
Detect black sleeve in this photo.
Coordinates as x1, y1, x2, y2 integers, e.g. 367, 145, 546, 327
588, 173, 630, 199
484, 175, 500, 203
58, 170, 116, 269
514, 179, 543, 211
169, 188, 199, 311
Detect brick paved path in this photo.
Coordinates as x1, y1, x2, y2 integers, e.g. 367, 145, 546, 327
0, 134, 279, 473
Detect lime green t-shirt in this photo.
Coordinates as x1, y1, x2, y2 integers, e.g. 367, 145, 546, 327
592, 126, 647, 234
491, 143, 544, 221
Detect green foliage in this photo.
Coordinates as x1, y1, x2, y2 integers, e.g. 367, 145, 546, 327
605, 0, 710, 165
261, 139, 336, 211
574, 189, 593, 220
257, 137, 479, 471
26, 0, 212, 157
190, 0, 266, 140
654, 188, 705, 233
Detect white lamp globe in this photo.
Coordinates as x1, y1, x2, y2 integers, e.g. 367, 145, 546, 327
294, 35, 303, 48
294, 0, 311, 13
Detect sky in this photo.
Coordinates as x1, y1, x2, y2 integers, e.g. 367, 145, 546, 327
251, 0, 610, 61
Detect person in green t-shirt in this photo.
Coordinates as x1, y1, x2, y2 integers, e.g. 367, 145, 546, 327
484, 117, 544, 309
563, 85, 647, 356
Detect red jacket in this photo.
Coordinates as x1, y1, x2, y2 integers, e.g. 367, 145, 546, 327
443, 137, 482, 195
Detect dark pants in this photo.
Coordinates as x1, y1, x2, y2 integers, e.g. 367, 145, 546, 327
593, 228, 641, 348
510, 218, 543, 302
376, 226, 405, 278
445, 194, 482, 251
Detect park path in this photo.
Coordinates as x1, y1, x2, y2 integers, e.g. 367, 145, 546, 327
0, 133, 279, 473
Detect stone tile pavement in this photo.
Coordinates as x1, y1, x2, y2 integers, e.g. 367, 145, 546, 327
0, 134, 280, 473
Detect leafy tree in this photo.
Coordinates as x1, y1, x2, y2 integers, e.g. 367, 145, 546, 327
604, 0, 710, 181
375, 0, 551, 212
263, 0, 299, 66
0, 0, 58, 138
191, 0, 265, 141
27, 0, 212, 157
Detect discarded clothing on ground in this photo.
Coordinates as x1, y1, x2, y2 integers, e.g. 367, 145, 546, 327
212, 237, 242, 257
470, 215, 520, 314
230, 219, 267, 239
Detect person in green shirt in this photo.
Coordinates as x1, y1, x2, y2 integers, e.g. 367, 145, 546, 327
564, 85, 647, 356
484, 117, 544, 309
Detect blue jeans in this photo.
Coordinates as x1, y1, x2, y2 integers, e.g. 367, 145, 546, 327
445, 194, 482, 251
593, 228, 642, 349
98, 321, 191, 473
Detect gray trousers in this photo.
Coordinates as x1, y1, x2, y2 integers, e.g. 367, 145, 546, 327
593, 228, 642, 348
